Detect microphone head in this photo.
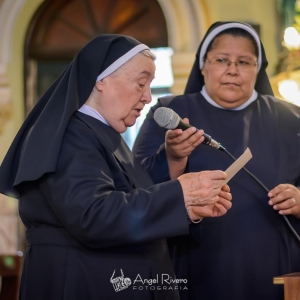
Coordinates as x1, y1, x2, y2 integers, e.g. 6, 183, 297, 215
153, 107, 180, 130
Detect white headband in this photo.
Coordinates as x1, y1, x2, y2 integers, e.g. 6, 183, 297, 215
199, 23, 262, 71
96, 44, 150, 82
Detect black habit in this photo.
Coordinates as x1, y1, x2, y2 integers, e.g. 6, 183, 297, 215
133, 92, 300, 300
17, 112, 189, 299
0, 35, 191, 300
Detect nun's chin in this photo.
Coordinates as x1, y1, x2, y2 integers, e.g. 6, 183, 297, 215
110, 113, 139, 132
118, 128, 128, 133
124, 115, 139, 127
113, 125, 127, 133
113, 122, 135, 133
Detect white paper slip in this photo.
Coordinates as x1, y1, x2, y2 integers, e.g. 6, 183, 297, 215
224, 148, 252, 183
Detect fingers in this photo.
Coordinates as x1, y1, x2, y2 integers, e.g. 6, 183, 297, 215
179, 171, 229, 207
165, 125, 205, 159
268, 184, 300, 216
213, 191, 232, 216
190, 194, 220, 206
166, 126, 201, 142
188, 197, 232, 219
184, 190, 220, 207
270, 197, 299, 216
192, 172, 229, 204
268, 184, 298, 206
166, 127, 196, 140
213, 202, 229, 216
218, 190, 232, 202
272, 197, 296, 210
268, 184, 290, 203
216, 197, 232, 210
222, 184, 230, 192
199, 170, 227, 181
182, 117, 190, 124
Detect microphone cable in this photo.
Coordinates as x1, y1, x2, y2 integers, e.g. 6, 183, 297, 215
221, 146, 300, 243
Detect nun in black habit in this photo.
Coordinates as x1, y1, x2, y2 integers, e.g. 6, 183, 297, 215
133, 22, 300, 300
0, 34, 233, 300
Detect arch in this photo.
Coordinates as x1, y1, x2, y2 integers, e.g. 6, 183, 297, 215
26, 0, 168, 60
157, 0, 210, 51
24, 0, 169, 112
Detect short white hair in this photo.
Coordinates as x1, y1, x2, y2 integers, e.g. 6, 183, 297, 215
140, 49, 156, 60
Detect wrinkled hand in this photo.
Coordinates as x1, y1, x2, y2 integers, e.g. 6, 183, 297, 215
268, 184, 300, 218
165, 118, 204, 160
188, 185, 232, 220
178, 170, 228, 207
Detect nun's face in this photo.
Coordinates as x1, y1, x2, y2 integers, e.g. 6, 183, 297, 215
201, 34, 258, 109
95, 53, 155, 133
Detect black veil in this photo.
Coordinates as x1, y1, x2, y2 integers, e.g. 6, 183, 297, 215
0, 35, 143, 197
184, 21, 274, 96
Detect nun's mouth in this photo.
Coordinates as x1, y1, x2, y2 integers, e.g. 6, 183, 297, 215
133, 109, 143, 116
223, 82, 239, 86
133, 104, 145, 114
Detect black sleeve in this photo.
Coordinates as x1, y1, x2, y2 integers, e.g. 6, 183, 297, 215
38, 120, 189, 249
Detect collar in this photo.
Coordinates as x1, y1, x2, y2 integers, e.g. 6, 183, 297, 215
201, 86, 258, 110
78, 104, 109, 125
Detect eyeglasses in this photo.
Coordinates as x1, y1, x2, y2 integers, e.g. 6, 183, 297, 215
206, 57, 258, 72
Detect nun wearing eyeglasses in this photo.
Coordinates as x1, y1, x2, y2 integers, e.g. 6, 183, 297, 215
0, 35, 233, 300
133, 22, 300, 300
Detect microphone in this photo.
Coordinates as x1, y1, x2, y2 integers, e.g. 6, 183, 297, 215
153, 107, 225, 151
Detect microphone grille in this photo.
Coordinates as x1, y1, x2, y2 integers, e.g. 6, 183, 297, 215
153, 107, 179, 129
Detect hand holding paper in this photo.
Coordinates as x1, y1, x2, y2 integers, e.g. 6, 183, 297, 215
179, 148, 252, 221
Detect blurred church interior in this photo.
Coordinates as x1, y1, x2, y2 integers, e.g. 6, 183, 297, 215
0, 0, 300, 298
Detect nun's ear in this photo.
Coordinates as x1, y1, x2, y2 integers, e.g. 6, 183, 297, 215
200, 66, 205, 76
95, 79, 104, 91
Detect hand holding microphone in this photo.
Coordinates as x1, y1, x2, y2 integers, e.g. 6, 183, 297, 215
153, 107, 232, 221
162, 117, 205, 180
165, 118, 205, 159
153, 107, 225, 151
153, 107, 225, 181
